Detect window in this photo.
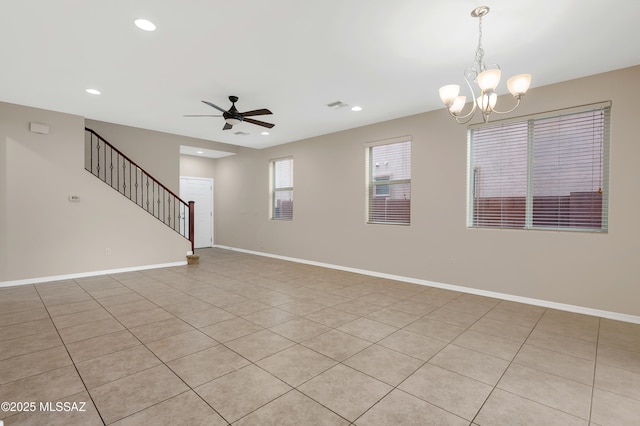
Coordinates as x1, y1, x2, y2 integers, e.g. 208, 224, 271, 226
367, 138, 411, 224
271, 157, 293, 220
468, 102, 610, 232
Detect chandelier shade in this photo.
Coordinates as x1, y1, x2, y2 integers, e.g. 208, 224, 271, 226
439, 6, 531, 124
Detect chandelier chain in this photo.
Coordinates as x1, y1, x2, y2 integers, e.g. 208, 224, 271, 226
475, 15, 485, 71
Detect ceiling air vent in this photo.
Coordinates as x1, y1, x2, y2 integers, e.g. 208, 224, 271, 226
326, 100, 350, 109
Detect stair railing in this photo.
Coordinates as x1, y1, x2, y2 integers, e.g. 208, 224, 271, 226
84, 128, 195, 254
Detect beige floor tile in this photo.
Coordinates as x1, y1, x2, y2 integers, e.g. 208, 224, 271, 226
0, 329, 62, 361
51, 307, 113, 329
526, 328, 597, 361
257, 344, 337, 387
303, 329, 372, 361
57, 317, 125, 344
0, 366, 85, 420
195, 364, 291, 423
179, 306, 236, 328
129, 317, 194, 343
96, 292, 147, 307
90, 364, 188, 424
145, 329, 217, 362
304, 307, 358, 328
453, 329, 522, 361
0, 318, 56, 342
399, 364, 492, 421
278, 300, 326, 316
0, 307, 49, 327
377, 329, 447, 361
88, 286, 134, 300
424, 307, 482, 328
365, 308, 420, 328
338, 317, 398, 343
161, 298, 214, 316
514, 343, 595, 385
483, 304, 544, 329
105, 299, 158, 316
599, 319, 640, 352
0, 300, 45, 316
225, 329, 295, 362
3, 390, 104, 426
65, 330, 140, 363
333, 300, 380, 316
497, 363, 592, 420
246, 291, 298, 307
270, 317, 331, 342
235, 389, 349, 426
223, 299, 272, 316
403, 317, 466, 342
475, 388, 587, 426
200, 317, 263, 342
0, 345, 72, 385
241, 307, 298, 327
597, 343, 640, 374
442, 294, 499, 316
40, 293, 94, 307
299, 364, 392, 422
429, 344, 509, 386
388, 300, 438, 316
470, 317, 533, 343
595, 363, 640, 400
355, 389, 468, 426
357, 293, 401, 307
168, 345, 250, 387
344, 344, 423, 386
111, 390, 226, 426
76, 345, 161, 389
114, 306, 174, 328
591, 388, 640, 426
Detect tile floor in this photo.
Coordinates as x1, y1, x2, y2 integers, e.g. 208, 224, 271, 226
1, 248, 639, 425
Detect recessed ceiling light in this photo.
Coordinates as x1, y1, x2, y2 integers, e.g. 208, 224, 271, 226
134, 19, 156, 31
85, 88, 101, 95
261, 131, 270, 136
351, 106, 363, 112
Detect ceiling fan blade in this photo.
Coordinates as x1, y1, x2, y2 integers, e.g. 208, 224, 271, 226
240, 108, 273, 117
183, 114, 222, 117
202, 100, 228, 114
223, 122, 233, 130
244, 117, 275, 128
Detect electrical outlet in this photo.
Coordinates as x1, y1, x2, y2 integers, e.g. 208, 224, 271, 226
105, 248, 111, 256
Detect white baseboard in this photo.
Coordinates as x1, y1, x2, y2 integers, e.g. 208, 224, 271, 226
0, 261, 187, 288
215, 244, 640, 325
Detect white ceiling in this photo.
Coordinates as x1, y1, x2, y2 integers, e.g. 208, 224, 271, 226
2, 1, 639, 150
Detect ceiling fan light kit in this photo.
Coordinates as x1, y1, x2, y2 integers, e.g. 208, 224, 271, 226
184, 95, 274, 131
439, 6, 531, 124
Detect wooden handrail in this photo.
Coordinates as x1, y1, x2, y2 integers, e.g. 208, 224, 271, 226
84, 128, 195, 253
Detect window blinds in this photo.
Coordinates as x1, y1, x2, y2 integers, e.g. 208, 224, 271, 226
469, 103, 610, 231
272, 157, 293, 220
367, 139, 411, 225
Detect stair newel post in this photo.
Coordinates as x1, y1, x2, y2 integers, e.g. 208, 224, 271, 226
188, 201, 195, 254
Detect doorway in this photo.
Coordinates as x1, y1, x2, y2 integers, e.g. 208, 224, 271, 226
180, 177, 213, 248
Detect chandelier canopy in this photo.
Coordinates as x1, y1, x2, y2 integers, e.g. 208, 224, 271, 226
439, 6, 531, 124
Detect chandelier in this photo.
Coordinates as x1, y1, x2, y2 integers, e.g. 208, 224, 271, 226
439, 6, 531, 124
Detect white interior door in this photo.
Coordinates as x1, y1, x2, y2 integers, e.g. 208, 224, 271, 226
180, 177, 213, 248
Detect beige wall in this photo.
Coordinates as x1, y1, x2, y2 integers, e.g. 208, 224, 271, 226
0, 103, 223, 283
180, 154, 217, 180
214, 66, 640, 317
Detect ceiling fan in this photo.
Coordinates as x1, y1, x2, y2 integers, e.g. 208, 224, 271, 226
184, 96, 274, 130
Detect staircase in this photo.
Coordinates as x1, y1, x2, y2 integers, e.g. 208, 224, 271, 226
84, 128, 195, 254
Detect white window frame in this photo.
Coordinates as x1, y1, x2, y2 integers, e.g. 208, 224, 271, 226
270, 157, 293, 220
365, 136, 412, 225
467, 102, 610, 232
